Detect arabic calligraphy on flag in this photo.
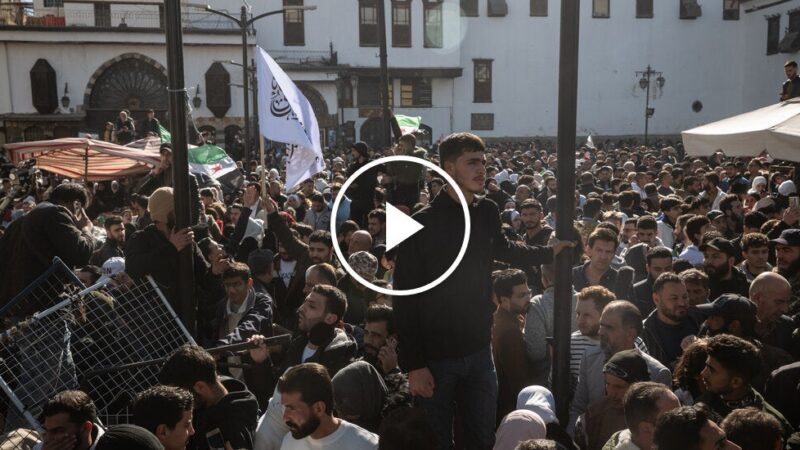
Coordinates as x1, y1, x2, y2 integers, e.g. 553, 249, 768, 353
256, 46, 325, 190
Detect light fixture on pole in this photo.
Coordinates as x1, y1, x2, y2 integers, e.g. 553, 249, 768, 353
192, 84, 202, 108
634, 65, 665, 147
61, 82, 70, 109
187, 3, 316, 169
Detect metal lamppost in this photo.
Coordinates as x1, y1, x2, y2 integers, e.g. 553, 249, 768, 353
188, 3, 316, 168
635, 65, 665, 147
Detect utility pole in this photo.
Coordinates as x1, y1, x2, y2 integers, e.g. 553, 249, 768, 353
240, 5, 251, 168
553, 0, 580, 425
377, 0, 391, 147
163, 0, 195, 335
636, 65, 665, 147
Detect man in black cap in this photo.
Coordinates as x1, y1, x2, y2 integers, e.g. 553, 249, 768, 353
781, 60, 800, 101
346, 141, 377, 227
697, 293, 793, 391
772, 229, 800, 315
700, 237, 749, 300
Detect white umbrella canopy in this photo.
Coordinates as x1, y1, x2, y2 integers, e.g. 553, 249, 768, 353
682, 99, 800, 162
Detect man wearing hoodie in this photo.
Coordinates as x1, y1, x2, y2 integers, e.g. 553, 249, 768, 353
159, 344, 259, 450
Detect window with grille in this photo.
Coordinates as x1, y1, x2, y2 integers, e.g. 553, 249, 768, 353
593, 0, 610, 18
400, 78, 432, 107
43, 0, 63, 7
767, 16, 780, 55
723, 0, 739, 20
358, 77, 392, 106
94, 3, 110, 27
359, 0, 379, 47
461, 0, 478, 17
636, 0, 652, 18
474, 59, 492, 103
424, 0, 443, 48
530, 0, 547, 17
392, 1, 411, 47
779, 10, 800, 53
680, 0, 702, 19
283, 0, 305, 46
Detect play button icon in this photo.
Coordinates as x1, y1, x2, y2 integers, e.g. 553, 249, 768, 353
385, 203, 424, 251
331, 155, 471, 297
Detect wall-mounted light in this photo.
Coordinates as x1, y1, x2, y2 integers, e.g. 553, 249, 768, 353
656, 75, 666, 88
639, 77, 648, 90
192, 84, 202, 108
61, 82, 70, 109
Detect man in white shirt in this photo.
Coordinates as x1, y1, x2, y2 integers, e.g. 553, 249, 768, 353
279, 363, 378, 450
678, 215, 711, 267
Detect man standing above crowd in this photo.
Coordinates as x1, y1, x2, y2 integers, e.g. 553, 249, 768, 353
140, 109, 161, 138
114, 110, 135, 144
781, 60, 800, 101
394, 132, 572, 450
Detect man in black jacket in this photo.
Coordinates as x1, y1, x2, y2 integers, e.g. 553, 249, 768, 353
0, 182, 97, 311
140, 109, 161, 138
633, 246, 673, 317
346, 141, 378, 227
640, 273, 699, 369
89, 215, 125, 267
114, 110, 135, 144
159, 344, 259, 450
393, 132, 573, 450
126, 187, 226, 311
700, 237, 750, 300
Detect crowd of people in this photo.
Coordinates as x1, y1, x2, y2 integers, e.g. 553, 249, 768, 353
1, 127, 800, 450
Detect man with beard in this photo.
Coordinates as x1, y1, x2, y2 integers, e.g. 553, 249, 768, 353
366, 209, 386, 248
640, 273, 700, 368
308, 231, 335, 266
772, 229, 800, 315
132, 385, 195, 450
517, 199, 553, 293
633, 247, 673, 317
700, 237, 749, 300
696, 294, 793, 391
278, 363, 378, 449
697, 335, 792, 435
90, 215, 125, 266
570, 286, 616, 394
682, 175, 702, 198
700, 172, 726, 211
719, 195, 743, 240
158, 345, 259, 450
36, 390, 105, 450
361, 304, 411, 412
569, 301, 671, 433
302, 193, 331, 232
492, 269, 537, 422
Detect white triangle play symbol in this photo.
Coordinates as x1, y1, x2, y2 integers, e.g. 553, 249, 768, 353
385, 203, 424, 251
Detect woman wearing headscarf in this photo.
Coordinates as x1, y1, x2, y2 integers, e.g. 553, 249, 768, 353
517, 386, 579, 450
494, 410, 547, 450
331, 360, 388, 433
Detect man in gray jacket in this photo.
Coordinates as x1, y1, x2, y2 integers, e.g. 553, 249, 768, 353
569, 300, 672, 434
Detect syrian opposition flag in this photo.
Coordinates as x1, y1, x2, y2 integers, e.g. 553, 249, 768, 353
395, 115, 422, 135
159, 125, 172, 144
188, 143, 241, 187
256, 46, 324, 190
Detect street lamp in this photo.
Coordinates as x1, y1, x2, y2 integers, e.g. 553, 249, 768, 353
635, 65, 665, 147
187, 3, 316, 168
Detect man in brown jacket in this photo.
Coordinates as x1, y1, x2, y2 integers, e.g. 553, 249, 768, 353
492, 268, 535, 424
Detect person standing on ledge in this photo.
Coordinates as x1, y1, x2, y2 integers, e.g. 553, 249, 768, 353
393, 132, 574, 450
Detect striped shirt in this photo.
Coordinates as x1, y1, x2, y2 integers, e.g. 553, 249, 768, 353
569, 332, 649, 393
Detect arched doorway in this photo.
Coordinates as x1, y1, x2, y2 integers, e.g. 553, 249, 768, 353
85, 54, 168, 134
359, 117, 386, 151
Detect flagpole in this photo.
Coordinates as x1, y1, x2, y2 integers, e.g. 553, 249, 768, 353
259, 134, 267, 203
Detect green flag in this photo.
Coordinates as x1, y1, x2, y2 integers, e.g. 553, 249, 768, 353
159, 125, 171, 144
395, 115, 422, 134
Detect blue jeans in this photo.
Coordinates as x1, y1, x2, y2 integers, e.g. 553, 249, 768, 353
415, 346, 499, 450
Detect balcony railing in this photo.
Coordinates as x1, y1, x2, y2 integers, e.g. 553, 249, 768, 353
0, 8, 238, 30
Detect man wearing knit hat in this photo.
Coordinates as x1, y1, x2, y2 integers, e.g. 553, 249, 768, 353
575, 350, 651, 450
126, 187, 227, 309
